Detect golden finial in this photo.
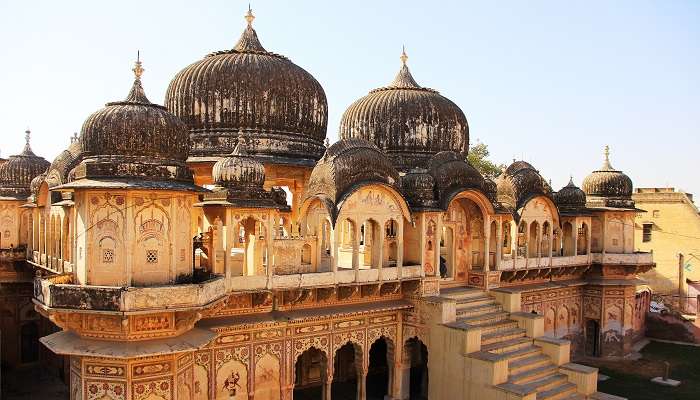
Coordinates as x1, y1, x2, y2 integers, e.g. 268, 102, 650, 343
132, 51, 144, 80
400, 45, 408, 66
24, 128, 30, 146
245, 4, 255, 26
604, 145, 610, 162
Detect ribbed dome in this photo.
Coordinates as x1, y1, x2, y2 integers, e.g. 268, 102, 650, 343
401, 168, 437, 209
339, 50, 468, 172
45, 138, 82, 189
212, 134, 265, 189
73, 59, 193, 186
304, 138, 401, 222
554, 177, 586, 211
582, 146, 633, 198
496, 161, 552, 211
426, 151, 488, 208
165, 9, 328, 166
0, 131, 50, 199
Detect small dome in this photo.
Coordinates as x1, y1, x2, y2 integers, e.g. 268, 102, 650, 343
45, 138, 82, 189
402, 168, 437, 209
425, 151, 489, 207
73, 57, 193, 186
483, 178, 498, 203
212, 134, 265, 189
582, 146, 633, 197
165, 8, 328, 165
0, 131, 50, 199
29, 171, 47, 200
554, 177, 586, 211
496, 160, 552, 211
304, 138, 401, 220
339, 49, 468, 172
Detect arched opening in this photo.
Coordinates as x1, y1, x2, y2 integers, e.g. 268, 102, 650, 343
320, 219, 332, 270
552, 228, 562, 257
367, 337, 392, 400
517, 221, 527, 258
502, 221, 512, 256
577, 222, 589, 255
338, 218, 357, 269
488, 220, 497, 270
361, 219, 381, 268
562, 222, 574, 256
541, 222, 551, 259
528, 221, 539, 258
301, 243, 312, 265
384, 219, 398, 267
20, 321, 39, 364
332, 342, 361, 400
294, 347, 328, 400
405, 337, 428, 400
440, 226, 454, 278
585, 320, 600, 357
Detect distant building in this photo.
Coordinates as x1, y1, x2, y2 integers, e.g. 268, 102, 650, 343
634, 188, 700, 295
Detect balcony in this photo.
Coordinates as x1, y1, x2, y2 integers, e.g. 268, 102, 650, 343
499, 254, 590, 271
34, 274, 227, 313
591, 252, 653, 265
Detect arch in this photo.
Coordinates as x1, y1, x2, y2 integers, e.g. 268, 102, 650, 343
367, 336, 393, 400
332, 341, 362, 400
338, 218, 357, 270
556, 305, 570, 337
384, 219, 399, 267
502, 221, 512, 256
361, 218, 381, 269
488, 220, 497, 270
552, 227, 562, 257
562, 222, 574, 256
337, 183, 412, 226
544, 307, 556, 335
441, 189, 496, 216
541, 221, 551, 259
577, 222, 589, 255
254, 352, 281, 400
301, 243, 312, 265
440, 226, 454, 278
404, 337, 428, 400
517, 220, 527, 258
294, 347, 329, 400
528, 221, 539, 258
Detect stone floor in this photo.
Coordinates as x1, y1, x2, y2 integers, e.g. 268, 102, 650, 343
1, 365, 69, 400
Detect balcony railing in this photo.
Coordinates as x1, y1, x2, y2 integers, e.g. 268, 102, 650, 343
591, 252, 653, 265
34, 274, 226, 312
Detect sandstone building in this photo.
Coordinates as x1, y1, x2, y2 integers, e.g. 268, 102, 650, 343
0, 8, 654, 400
633, 188, 700, 297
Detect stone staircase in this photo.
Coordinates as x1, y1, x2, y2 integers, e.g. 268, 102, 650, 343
440, 287, 585, 400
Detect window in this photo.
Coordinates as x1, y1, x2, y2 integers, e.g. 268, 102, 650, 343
642, 223, 652, 242
146, 250, 158, 264
102, 249, 114, 264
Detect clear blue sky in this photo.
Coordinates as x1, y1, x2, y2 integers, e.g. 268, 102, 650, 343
1, 1, 698, 196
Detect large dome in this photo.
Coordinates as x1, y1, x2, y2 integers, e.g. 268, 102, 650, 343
582, 146, 634, 208
0, 131, 50, 199
68, 58, 194, 188
165, 9, 328, 166
339, 49, 468, 172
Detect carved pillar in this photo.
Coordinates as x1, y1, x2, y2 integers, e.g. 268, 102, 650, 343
324, 367, 333, 400
434, 215, 442, 277
377, 221, 385, 280
353, 221, 360, 281
266, 212, 274, 288
358, 368, 367, 400
573, 218, 578, 257
495, 216, 502, 270
397, 218, 404, 279
587, 218, 592, 260
536, 222, 542, 265
602, 213, 607, 255
510, 220, 517, 262
483, 214, 491, 271
332, 224, 339, 273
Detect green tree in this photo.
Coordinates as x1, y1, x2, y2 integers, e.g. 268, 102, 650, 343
467, 141, 505, 179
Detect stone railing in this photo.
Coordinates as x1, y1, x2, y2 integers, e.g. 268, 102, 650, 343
34, 275, 226, 313
499, 254, 590, 270
591, 252, 653, 265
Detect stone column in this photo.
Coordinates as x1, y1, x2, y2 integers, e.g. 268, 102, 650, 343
536, 222, 542, 265
324, 367, 333, 400
353, 221, 360, 282
397, 218, 404, 279
434, 214, 442, 277
483, 214, 491, 271
573, 218, 578, 257
510, 220, 517, 261
602, 213, 607, 255
358, 367, 368, 400
377, 221, 385, 281
495, 216, 503, 270
332, 224, 339, 273
266, 212, 274, 288
587, 219, 592, 260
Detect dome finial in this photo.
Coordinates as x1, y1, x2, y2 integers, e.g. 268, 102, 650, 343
132, 50, 144, 80
602, 144, 614, 170
23, 128, 33, 153
233, 129, 248, 155
245, 4, 255, 26
70, 132, 78, 143
400, 45, 408, 66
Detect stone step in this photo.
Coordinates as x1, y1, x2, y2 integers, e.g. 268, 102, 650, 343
471, 319, 519, 335
526, 373, 568, 392
509, 364, 559, 385
481, 337, 532, 354
508, 354, 551, 375
481, 327, 527, 346
501, 345, 542, 364
537, 382, 578, 400
459, 311, 510, 326
440, 287, 487, 301
455, 295, 495, 307
456, 302, 501, 317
